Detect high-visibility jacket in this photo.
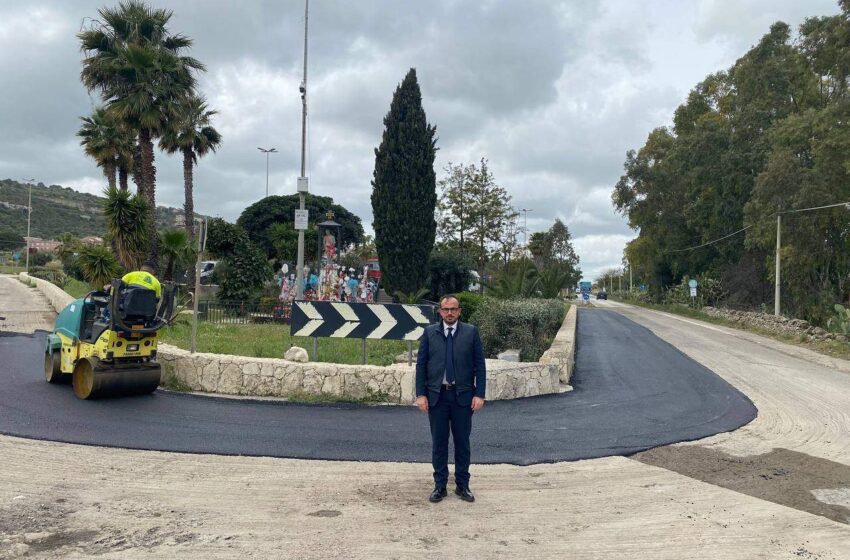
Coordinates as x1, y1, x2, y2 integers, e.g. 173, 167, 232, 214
121, 270, 162, 298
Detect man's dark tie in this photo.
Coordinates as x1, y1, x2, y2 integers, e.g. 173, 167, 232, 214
445, 327, 455, 384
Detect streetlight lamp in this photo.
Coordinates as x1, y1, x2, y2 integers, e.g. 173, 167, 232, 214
21, 178, 35, 273
520, 208, 532, 254
257, 147, 277, 198
774, 200, 850, 316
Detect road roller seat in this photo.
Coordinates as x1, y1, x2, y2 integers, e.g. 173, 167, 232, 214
117, 285, 158, 326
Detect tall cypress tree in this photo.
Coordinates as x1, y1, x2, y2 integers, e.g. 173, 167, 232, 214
371, 68, 437, 296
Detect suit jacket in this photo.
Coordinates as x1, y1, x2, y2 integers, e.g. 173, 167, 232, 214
415, 321, 486, 407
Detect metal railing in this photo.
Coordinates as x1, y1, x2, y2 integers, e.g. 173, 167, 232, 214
195, 300, 292, 324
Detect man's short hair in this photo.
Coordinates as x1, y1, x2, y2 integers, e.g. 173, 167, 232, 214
440, 294, 460, 307
141, 260, 158, 275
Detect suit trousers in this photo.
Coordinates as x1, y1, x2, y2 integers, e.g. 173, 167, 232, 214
428, 386, 473, 489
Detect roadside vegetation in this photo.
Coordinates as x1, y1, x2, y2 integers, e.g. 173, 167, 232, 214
611, 7, 850, 331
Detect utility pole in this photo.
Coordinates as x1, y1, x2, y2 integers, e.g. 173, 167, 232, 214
773, 200, 850, 317
629, 259, 632, 291
295, 0, 309, 299
257, 147, 277, 197
774, 213, 781, 316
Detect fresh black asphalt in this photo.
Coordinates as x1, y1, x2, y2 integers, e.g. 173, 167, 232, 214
0, 309, 756, 465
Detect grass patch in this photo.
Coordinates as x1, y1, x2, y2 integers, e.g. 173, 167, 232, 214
159, 321, 415, 366
611, 298, 850, 362
63, 278, 93, 299
0, 265, 24, 274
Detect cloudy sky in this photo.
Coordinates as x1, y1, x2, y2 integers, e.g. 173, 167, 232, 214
0, 0, 840, 280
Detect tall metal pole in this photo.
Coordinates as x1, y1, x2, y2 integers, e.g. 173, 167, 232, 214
629, 259, 632, 291
295, 0, 309, 299
24, 179, 33, 273
257, 147, 277, 198
521, 208, 532, 255
191, 218, 207, 354
774, 213, 781, 317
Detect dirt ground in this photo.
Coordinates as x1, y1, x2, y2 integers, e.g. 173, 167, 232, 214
1, 436, 848, 560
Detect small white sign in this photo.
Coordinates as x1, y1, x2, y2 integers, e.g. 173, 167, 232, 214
297, 176, 309, 193
689, 287, 697, 297
294, 209, 309, 230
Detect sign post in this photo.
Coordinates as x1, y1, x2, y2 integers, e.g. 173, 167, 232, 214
688, 279, 698, 308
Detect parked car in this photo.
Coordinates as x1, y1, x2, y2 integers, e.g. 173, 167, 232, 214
596, 290, 608, 300
200, 260, 219, 285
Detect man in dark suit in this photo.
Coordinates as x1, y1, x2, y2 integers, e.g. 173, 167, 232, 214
415, 294, 486, 503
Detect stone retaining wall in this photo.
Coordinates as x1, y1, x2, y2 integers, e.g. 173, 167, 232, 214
156, 345, 566, 403
540, 305, 577, 384
19, 273, 74, 313
703, 306, 848, 343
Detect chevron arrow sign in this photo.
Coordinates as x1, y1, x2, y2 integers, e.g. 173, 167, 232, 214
290, 301, 436, 340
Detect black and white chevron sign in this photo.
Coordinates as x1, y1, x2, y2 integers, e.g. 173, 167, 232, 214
289, 301, 436, 340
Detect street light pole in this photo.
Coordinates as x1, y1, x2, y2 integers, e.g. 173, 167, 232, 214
22, 178, 35, 273
521, 208, 532, 255
257, 147, 277, 198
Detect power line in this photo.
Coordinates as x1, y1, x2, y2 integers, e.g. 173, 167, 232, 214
664, 200, 850, 254
665, 224, 752, 253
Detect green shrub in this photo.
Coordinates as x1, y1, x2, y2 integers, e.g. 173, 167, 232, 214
455, 291, 484, 323
827, 304, 850, 335
469, 297, 566, 361
28, 266, 65, 286
427, 248, 472, 300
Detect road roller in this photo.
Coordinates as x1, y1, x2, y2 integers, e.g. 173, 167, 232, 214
44, 280, 172, 399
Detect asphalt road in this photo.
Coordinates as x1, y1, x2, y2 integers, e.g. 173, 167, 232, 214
0, 309, 756, 465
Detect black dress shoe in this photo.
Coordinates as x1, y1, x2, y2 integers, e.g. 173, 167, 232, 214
429, 486, 447, 503
454, 487, 475, 502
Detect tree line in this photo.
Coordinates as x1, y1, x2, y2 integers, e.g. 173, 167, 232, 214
613, 1, 850, 326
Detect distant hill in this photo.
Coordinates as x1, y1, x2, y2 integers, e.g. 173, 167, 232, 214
0, 178, 192, 240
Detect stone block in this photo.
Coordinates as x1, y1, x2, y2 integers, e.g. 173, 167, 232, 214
497, 349, 520, 362
284, 346, 309, 362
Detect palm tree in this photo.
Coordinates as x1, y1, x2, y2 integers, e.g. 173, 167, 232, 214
158, 228, 192, 281
538, 264, 572, 299
159, 95, 222, 239
79, 0, 205, 260
484, 259, 540, 299
102, 186, 148, 270
78, 107, 133, 190
77, 244, 122, 289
